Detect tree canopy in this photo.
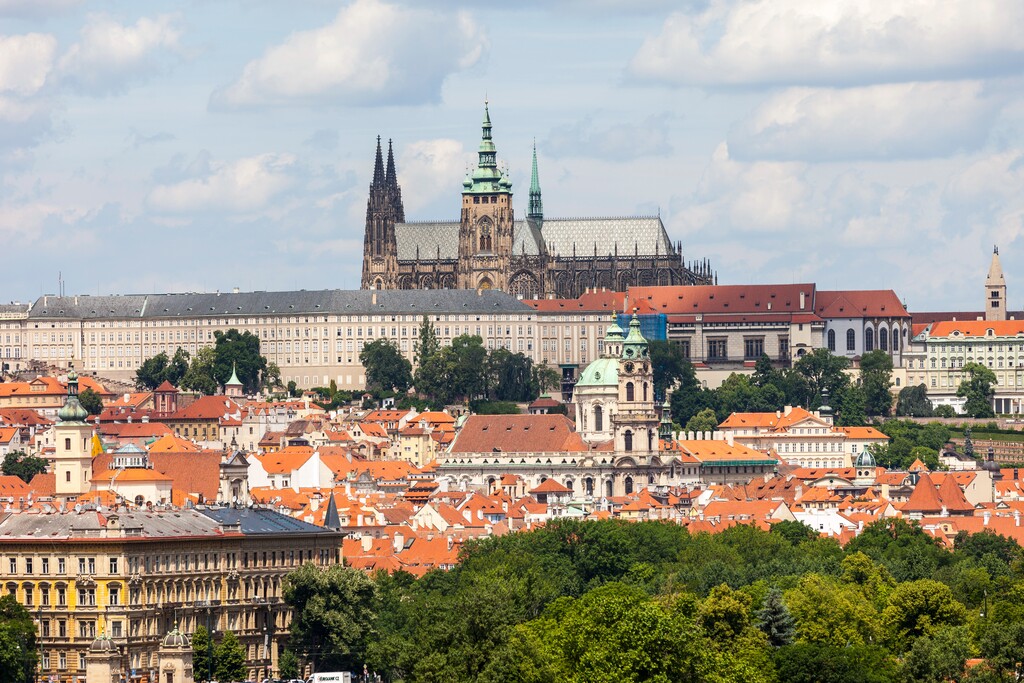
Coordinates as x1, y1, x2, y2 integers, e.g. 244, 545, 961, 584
360, 339, 413, 393
1, 451, 47, 484
957, 362, 996, 418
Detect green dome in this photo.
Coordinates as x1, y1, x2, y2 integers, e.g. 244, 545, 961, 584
57, 367, 89, 423
575, 357, 619, 388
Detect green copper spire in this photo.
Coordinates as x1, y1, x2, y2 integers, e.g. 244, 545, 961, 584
659, 398, 673, 440
226, 362, 242, 387
465, 99, 510, 195
57, 364, 89, 423
621, 313, 649, 360
528, 141, 543, 220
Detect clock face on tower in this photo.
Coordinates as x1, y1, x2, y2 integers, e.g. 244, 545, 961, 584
624, 362, 634, 373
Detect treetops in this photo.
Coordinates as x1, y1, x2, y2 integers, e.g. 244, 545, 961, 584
284, 517, 1024, 683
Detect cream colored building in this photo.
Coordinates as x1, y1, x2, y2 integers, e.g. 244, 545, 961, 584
0, 506, 341, 683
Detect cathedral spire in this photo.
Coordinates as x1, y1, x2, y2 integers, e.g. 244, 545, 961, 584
986, 245, 1007, 321
372, 135, 385, 188
528, 140, 543, 220
385, 138, 397, 190
465, 99, 506, 194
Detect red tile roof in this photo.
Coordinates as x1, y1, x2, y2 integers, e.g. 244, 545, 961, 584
904, 472, 944, 514
814, 290, 910, 319
450, 415, 588, 454
927, 320, 1024, 338
627, 283, 818, 318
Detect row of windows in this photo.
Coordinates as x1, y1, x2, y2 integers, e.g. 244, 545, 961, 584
826, 327, 904, 353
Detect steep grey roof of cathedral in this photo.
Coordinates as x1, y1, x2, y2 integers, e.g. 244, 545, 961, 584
394, 216, 673, 262
538, 217, 673, 257
28, 290, 531, 319
395, 221, 459, 260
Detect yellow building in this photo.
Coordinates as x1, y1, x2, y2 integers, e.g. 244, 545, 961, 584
0, 506, 341, 683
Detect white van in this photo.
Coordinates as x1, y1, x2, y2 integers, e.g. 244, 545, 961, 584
306, 673, 352, 683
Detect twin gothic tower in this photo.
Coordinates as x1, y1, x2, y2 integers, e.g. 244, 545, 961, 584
361, 104, 714, 297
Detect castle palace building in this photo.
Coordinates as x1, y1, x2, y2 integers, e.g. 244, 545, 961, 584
361, 104, 715, 298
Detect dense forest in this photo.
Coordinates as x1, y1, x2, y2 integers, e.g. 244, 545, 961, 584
281, 519, 1024, 683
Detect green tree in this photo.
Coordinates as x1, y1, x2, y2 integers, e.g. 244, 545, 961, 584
214, 630, 247, 683
78, 387, 104, 415
1, 451, 48, 484
861, 350, 895, 417
360, 339, 413, 393
263, 361, 282, 390
287, 380, 299, 397
649, 340, 690, 399
838, 383, 867, 426
530, 362, 560, 398
414, 314, 440, 368
450, 335, 488, 402
775, 643, 897, 683
685, 407, 719, 434
191, 625, 213, 683
793, 348, 851, 409
488, 348, 534, 402
756, 587, 796, 647
278, 648, 300, 680
0, 595, 37, 683
284, 564, 378, 673
881, 579, 967, 650
752, 354, 783, 389
135, 351, 169, 389
213, 329, 267, 394
784, 574, 882, 647
957, 362, 996, 418
964, 427, 975, 459
899, 625, 970, 683
896, 384, 934, 417
934, 404, 957, 418
181, 346, 218, 395
167, 347, 191, 386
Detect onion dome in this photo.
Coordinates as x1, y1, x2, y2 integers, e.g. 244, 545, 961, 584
57, 366, 89, 423
90, 633, 119, 653
621, 314, 649, 360
855, 450, 876, 468
162, 624, 190, 648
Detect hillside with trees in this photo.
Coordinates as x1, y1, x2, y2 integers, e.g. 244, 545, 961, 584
283, 518, 1024, 682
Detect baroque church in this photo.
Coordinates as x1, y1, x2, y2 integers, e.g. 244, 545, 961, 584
361, 104, 715, 298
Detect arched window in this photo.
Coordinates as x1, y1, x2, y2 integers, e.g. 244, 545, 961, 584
865, 327, 875, 352
827, 329, 836, 351
624, 476, 634, 495
879, 327, 889, 351
643, 382, 648, 402
892, 328, 900, 351
846, 329, 856, 351
605, 479, 613, 498
626, 382, 635, 402
624, 429, 633, 452
584, 478, 594, 496
594, 405, 603, 432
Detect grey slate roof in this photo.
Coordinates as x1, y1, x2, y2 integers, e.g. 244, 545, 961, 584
539, 217, 673, 257
395, 221, 459, 260
28, 289, 531, 319
394, 216, 672, 262
197, 506, 334, 534
0, 509, 223, 539
0, 303, 29, 316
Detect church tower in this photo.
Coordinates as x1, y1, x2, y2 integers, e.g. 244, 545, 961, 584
458, 102, 514, 290
361, 137, 405, 290
527, 141, 543, 221
613, 315, 660, 457
985, 246, 1007, 321
53, 365, 94, 501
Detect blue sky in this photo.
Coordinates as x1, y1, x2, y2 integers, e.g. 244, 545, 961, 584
2, 0, 1023, 311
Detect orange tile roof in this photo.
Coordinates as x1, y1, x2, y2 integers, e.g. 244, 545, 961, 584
91, 468, 173, 483
523, 290, 657, 314
166, 395, 241, 420
675, 440, 777, 463
530, 478, 572, 494
451, 414, 588, 453
904, 472, 944, 514
0, 475, 31, 498
834, 426, 888, 440
258, 446, 315, 474
928, 320, 1024, 337
628, 283, 819, 318
814, 290, 909, 319
937, 475, 975, 513
0, 427, 18, 443
147, 433, 200, 453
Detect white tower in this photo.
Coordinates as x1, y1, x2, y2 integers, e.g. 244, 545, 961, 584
53, 365, 94, 501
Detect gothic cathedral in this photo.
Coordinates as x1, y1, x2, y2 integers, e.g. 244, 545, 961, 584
361, 103, 715, 298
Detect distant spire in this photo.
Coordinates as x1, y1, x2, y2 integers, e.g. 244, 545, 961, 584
987, 245, 1005, 284
385, 138, 397, 189
528, 140, 543, 220
324, 491, 341, 530
372, 135, 385, 188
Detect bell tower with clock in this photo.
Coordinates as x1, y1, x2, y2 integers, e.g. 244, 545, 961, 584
614, 314, 660, 455
458, 101, 515, 290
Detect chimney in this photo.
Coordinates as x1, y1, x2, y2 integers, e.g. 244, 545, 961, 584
799, 291, 806, 310
232, 287, 239, 294
784, 406, 793, 416
361, 535, 372, 552
984, 510, 991, 526
393, 532, 404, 552
1015, 511, 1021, 527
371, 292, 378, 305
447, 535, 454, 550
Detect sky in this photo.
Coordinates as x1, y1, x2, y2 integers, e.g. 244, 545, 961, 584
2, 0, 1023, 312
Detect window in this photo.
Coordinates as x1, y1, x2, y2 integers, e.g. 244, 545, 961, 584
624, 430, 633, 452
625, 382, 635, 402
57, 586, 66, 606
744, 337, 764, 359
827, 329, 836, 351
846, 329, 856, 351
879, 327, 889, 351
57, 558, 65, 575
41, 558, 48, 574
77, 588, 95, 606
8, 558, 14, 574
594, 406, 603, 432
109, 586, 120, 606
675, 339, 691, 359
865, 328, 875, 352
25, 558, 32, 574
707, 339, 727, 360
58, 619, 65, 637
109, 558, 118, 574
78, 620, 95, 638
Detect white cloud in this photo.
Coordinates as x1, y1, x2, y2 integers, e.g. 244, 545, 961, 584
396, 138, 469, 214
729, 81, 1004, 161
545, 114, 674, 161
630, 0, 1024, 87
58, 14, 182, 94
0, 33, 57, 96
211, 0, 487, 109
147, 153, 299, 214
